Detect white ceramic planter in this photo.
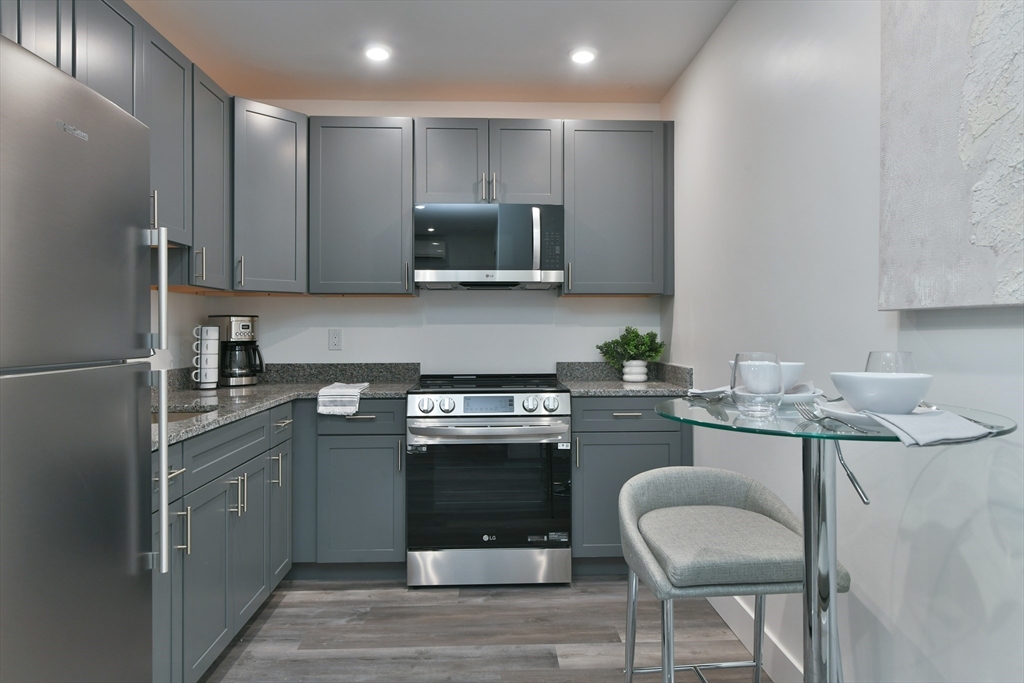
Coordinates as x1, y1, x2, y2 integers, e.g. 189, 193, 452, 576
622, 360, 648, 383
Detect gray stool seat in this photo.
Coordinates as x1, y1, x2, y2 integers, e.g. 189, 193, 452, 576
619, 466, 850, 683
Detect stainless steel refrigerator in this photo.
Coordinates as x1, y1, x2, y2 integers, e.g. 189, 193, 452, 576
0, 36, 154, 681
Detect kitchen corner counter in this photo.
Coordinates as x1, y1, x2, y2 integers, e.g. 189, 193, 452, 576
561, 380, 691, 397
152, 381, 416, 450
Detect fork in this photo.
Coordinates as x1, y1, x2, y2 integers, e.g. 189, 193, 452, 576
794, 401, 871, 434
918, 401, 1002, 431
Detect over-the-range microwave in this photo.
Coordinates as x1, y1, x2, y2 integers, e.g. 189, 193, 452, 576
413, 204, 564, 290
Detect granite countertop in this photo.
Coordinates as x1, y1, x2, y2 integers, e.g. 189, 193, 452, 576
152, 361, 694, 449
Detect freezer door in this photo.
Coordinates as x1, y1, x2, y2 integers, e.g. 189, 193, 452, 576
0, 37, 151, 370
0, 363, 152, 681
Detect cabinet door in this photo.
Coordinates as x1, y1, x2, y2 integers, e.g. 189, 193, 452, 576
74, 0, 143, 116
191, 65, 232, 290
152, 501, 183, 683
233, 97, 308, 292
182, 477, 233, 683
563, 120, 665, 294
141, 22, 191, 245
229, 454, 271, 632
317, 435, 405, 563
268, 440, 292, 588
489, 119, 562, 204
414, 117, 488, 203
571, 431, 680, 558
4, 0, 72, 73
309, 117, 413, 294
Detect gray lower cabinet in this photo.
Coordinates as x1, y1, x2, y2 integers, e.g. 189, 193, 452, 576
309, 117, 414, 294
233, 97, 308, 293
413, 117, 562, 204
141, 21, 191, 246
563, 120, 669, 294
190, 64, 232, 289
74, 0, 143, 117
152, 500, 183, 683
268, 439, 292, 587
317, 434, 406, 562
1, 0, 73, 73
228, 453, 271, 632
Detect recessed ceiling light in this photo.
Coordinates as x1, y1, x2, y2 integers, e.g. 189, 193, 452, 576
365, 45, 391, 62
570, 48, 596, 65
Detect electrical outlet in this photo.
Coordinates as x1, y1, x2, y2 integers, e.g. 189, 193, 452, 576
328, 328, 343, 351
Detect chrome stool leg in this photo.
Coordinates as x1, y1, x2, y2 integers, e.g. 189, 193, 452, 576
752, 594, 766, 683
661, 599, 675, 683
625, 568, 638, 683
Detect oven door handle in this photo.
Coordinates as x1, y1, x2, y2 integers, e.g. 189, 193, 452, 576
407, 423, 570, 438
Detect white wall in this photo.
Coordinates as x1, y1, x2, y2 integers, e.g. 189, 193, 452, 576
661, 1, 1023, 681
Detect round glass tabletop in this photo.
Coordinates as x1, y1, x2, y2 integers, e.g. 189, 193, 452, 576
655, 398, 1018, 442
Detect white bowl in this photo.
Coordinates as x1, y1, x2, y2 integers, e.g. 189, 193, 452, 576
829, 372, 933, 414
729, 361, 805, 391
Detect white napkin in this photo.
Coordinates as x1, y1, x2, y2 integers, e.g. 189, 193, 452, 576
317, 382, 369, 416
787, 381, 815, 395
863, 409, 994, 447
687, 386, 730, 398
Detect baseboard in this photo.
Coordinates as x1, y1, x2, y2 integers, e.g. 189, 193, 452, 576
707, 596, 803, 683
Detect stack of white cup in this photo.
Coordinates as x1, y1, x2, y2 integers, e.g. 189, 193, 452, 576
192, 325, 220, 390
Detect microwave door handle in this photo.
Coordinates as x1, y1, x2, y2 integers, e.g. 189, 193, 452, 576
531, 207, 541, 271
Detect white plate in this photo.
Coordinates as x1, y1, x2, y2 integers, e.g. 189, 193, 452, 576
780, 388, 824, 407
818, 400, 928, 428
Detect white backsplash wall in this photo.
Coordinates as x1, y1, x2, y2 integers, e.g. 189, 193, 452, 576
204, 290, 661, 374
149, 290, 210, 370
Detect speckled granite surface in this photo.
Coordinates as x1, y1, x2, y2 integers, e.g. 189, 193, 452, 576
261, 363, 419, 384
559, 380, 691, 397
557, 361, 692, 396
152, 380, 416, 450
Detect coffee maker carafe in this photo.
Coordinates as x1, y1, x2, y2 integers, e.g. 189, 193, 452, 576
208, 315, 264, 386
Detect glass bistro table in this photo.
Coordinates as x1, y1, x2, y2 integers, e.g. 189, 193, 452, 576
654, 398, 1017, 683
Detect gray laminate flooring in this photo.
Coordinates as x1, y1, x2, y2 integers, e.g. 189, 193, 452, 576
199, 577, 770, 683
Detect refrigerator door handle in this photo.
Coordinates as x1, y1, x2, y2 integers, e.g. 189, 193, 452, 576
146, 191, 168, 351
154, 368, 170, 573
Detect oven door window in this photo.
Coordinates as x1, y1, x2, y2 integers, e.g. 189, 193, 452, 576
406, 442, 571, 550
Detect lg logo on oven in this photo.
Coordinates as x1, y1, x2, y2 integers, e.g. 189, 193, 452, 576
482, 534, 497, 542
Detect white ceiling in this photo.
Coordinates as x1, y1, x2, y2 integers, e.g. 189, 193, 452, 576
125, 0, 736, 103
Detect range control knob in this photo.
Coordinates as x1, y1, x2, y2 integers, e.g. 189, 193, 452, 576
417, 398, 435, 414
543, 396, 560, 413
439, 397, 457, 413
522, 396, 539, 412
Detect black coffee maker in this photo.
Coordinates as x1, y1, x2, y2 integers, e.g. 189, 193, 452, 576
208, 315, 265, 386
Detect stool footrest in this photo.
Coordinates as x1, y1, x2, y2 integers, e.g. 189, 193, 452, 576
628, 658, 757, 675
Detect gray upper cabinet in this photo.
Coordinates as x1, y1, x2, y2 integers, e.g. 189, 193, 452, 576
563, 120, 666, 295
309, 117, 413, 294
489, 119, 562, 204
233, 97, 308, 293
414, 118, 562, 204
74, 0, 143, 117
141, 22, 191, 246
191, 65, 232, 289
2, 0, 73, 73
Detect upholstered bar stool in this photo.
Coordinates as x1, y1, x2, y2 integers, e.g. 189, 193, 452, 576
618, 467, 850, 683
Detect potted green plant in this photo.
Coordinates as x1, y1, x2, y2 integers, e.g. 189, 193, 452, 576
596, 327, 666, 382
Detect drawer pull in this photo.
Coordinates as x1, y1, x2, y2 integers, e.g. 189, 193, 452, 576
612, 412, 644, 418
344, 414, 377, 420
274, 418, 294, 429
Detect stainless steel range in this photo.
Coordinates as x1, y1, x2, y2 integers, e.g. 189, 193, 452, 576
405, 374, 572, 586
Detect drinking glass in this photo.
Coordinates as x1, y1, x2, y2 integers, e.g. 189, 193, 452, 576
731, 352, 784, 417
865, 351, 915, 373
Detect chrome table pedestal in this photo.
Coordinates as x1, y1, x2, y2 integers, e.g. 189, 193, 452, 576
654, 399, 1016, 683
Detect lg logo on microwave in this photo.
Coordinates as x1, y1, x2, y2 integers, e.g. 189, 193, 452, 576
482, 534, 497, 542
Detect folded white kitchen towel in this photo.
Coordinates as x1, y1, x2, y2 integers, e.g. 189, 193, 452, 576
317, 382, 370, 416
787, 381, 815, 395
686, 386, 730, 398
863, 409, 994, 447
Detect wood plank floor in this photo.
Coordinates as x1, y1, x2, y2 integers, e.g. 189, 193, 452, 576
199, 577, 770, 683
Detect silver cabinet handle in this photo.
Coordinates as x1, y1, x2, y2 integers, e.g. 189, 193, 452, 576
230, 477, 242, 516
612, 412, 644, 418
175, 507, 191, 555
398, 440, 402, 472
274, 418, 294, 429
239, 255, 245, 287
344, 414, 377, 420
197, 247, 207, 282
243, 472, 248, 513
404, 262, 409, 290
153, 466, 186, 483
492, 172, 497, 202
482, 172, 487, 202
156, 368, 169, 573
271, 454, 283, 486
567, 262, 572, 290
575, 436, 580, 468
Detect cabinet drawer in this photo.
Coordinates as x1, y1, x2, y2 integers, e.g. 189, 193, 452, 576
270, 402, 293, 447
182, 411, 270, 493
151, 441, 185, 512
571, 397, 681, 433
317, 399, 406, 435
